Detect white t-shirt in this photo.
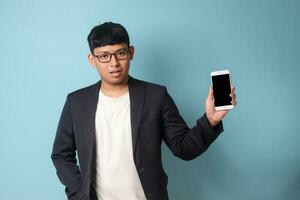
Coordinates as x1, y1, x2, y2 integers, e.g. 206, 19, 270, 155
92, 89, 146, 200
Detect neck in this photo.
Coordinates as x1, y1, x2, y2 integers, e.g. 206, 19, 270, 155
100, 77, 129, 97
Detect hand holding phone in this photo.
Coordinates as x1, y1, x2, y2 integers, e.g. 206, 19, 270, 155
205, 69, 236, 127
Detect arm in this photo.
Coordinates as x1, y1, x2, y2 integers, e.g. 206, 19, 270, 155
161, 87, 223, 161
51, 94, 82, 199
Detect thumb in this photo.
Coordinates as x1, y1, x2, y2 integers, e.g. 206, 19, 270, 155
208, 86, 214, 100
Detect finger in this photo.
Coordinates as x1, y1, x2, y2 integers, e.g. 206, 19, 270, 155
209, 86, 213, 96
230, 93, 236, 99
231, 100, 237, 106
208, 86, 214, 101
231, 85, 235, 93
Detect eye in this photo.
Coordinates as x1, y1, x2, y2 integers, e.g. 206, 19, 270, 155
98, 53, 109, 59
117, 50, 127, 57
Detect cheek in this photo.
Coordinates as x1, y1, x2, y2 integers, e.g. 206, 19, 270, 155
121, 61, 130, 69
94, 65, 108, 76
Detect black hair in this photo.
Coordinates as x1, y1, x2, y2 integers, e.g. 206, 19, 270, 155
87, 22, 130, 53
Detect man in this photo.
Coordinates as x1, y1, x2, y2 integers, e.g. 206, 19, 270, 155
51, 22, 237, 200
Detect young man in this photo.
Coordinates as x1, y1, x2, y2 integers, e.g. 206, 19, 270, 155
51, 22, 237, 200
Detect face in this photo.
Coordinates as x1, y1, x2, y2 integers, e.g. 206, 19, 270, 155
88, 43, 134, 87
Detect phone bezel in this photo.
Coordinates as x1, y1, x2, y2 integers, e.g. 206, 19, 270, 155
210, 69, 234, 111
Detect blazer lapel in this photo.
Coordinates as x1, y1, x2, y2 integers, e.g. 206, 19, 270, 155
128, 76, 145, 157
85, 80, 101, 171
86, 79, 101, 134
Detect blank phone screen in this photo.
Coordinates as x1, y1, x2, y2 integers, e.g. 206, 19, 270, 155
212, 74, 232, 107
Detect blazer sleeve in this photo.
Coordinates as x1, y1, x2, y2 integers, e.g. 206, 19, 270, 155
161, 87, 224, 161
51, 94, 82, 199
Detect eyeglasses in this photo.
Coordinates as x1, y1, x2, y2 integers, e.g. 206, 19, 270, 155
93, 48, 130, 63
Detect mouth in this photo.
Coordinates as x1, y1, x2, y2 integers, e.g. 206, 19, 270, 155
110, 70, 122, 77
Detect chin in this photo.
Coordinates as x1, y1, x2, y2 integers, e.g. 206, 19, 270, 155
110, 77, 127, 85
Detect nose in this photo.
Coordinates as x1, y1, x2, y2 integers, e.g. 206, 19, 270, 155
110, 54, 120, 67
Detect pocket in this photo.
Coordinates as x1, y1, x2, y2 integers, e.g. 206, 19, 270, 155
69, 191, 82, 200
72, 179, 88, 200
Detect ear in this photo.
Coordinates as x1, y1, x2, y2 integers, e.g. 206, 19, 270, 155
88, 54, 96, 67
129, 46, 135, 60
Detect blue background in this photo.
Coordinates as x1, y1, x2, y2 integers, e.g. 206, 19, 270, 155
0, 0, 299, 199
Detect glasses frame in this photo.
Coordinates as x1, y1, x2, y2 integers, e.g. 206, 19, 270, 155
93, 47, 131, 63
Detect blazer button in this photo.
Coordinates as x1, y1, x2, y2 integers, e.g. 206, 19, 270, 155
139, 168, 145, 172
147, 193, 153, 199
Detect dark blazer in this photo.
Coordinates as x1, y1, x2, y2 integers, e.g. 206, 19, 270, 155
51, 76, 223, 200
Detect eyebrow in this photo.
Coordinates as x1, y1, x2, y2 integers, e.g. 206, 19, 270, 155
94, 48, 128, 55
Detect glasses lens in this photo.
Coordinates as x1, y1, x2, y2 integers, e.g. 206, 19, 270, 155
98, 53, 110, 62
116, 49, 128, 59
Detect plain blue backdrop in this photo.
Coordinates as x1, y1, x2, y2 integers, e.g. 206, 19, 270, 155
0, 0, 299, 199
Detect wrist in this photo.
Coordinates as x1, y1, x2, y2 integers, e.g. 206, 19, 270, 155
206, 114, 220, 127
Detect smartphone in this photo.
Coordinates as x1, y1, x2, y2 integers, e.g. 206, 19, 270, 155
211, 70, 234, 111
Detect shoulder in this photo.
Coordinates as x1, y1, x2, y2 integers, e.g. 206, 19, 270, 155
132, 77, 167, 93
67, 81, 100, 100
131, 78, 170, 107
